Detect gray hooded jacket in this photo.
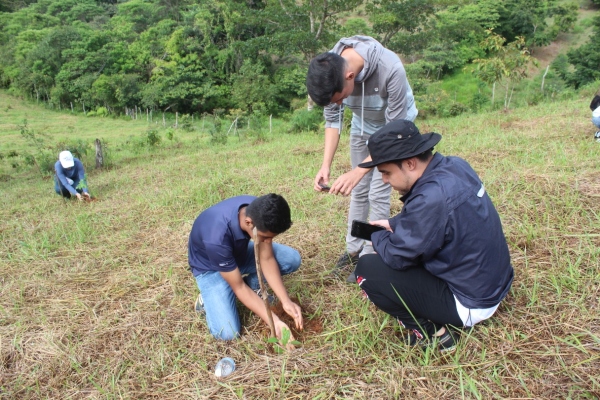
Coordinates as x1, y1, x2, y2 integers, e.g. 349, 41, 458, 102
324, 36, 417, 135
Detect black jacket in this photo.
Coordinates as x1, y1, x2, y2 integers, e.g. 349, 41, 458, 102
372, 153, 514, 309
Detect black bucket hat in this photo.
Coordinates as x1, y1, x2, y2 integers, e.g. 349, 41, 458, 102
358, 120, 441, 169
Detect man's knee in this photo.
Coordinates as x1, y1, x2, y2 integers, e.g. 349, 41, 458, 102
275, 246, 301, 273
355, 253, 382, 279
210, 326, 240, 341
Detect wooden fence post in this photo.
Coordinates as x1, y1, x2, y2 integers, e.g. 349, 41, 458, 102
95, 139, 104, 169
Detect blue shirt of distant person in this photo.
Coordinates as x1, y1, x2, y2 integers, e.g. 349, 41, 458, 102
54, 150, 90, 200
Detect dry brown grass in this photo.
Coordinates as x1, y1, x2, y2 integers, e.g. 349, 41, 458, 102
1, 97, 600, 399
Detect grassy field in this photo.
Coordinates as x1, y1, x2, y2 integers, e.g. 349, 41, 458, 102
1, 91, 599, 399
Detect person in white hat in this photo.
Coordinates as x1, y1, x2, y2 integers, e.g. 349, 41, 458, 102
54, 151, 90, 200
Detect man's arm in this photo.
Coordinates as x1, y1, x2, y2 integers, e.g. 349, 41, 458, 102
329, 156, 372, 196
314, 127, 341, 191
219, 267, 300, 342
256, 241, 303, 331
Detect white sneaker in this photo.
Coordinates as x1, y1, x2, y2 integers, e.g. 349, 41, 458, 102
194, 293, 204, 314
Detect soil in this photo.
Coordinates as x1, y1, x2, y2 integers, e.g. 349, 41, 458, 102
261, 296, 323, 342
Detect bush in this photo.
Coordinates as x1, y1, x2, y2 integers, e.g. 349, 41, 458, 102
165, 128, 175, 141
442, 101, 469, 117
59, 139, 90, 160
96, 107, 109, 117
179, 114, 194, 131
145, 128, 161, 146
470, 91, 489, 112
288, 108, 323, 133
209, 117, 227, 145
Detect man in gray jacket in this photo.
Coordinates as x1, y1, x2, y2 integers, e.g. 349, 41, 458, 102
306, 36, 418, 281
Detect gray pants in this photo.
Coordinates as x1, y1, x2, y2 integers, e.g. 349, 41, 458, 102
346, 133, 392, 255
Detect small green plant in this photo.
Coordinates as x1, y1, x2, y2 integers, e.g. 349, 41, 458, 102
18, 120, 54, 176
209, 117, 227, 145
267, 327, 301, 354
165, 128, 175, 141
179, 114, 194, 132
145, 128, 161, 146
76, 176, 89, 193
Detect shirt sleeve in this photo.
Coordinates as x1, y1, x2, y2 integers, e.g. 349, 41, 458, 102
372, 187, 447, 270
323, 103, 343, 130
203, 242, 239, 272
384, 62, 410, 123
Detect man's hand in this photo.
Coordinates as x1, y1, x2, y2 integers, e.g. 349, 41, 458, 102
330, 167, 370, 196
370, 219, 392, 232
82, 192, 91, 199
75, 193, 83, 201
313, 167, 331, 192
274, 319, 297, 351
282, 300, 303, 331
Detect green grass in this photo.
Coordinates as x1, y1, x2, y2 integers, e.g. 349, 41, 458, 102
1, 91, 599, 398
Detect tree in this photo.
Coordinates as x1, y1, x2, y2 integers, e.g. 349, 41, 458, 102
367, 0, 437, 47
565, 15, 600, 88
473, 30, 535, 109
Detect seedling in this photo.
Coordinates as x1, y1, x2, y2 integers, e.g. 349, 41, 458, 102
267, 327, 301, 354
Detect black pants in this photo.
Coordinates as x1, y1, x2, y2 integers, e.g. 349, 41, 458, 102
355, 254, 463, 338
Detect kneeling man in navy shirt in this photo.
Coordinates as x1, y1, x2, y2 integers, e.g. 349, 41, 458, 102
188, 193, 303, 342
354, 120, 513, 352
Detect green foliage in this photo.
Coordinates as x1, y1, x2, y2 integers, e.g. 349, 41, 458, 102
75, 175, 88, 192
18, 119, 55, 175
209, 117, 226, 145
179, 114, 194, 132
61, 138, 89, 160
267, 327, 301, 354
145, 128, 161, 146
565, 15, 600, 88
288, 108, 323, 133
473, 31, 536, 109
340, 18, 374, 38
165, 128, 175, 141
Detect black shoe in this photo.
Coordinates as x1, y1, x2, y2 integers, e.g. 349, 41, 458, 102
333, 251, 360, 270
330, 251, 360, 282
346, 271, 357, 283
400, 327, 460, 353
436, 328, 459, 353
595, 131, 600, 142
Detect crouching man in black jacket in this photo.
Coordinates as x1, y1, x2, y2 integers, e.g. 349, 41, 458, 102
354, 120, 513, 352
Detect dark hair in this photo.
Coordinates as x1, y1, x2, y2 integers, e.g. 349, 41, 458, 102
306, 52, 347, 107
245, 193, 292, 234
395, 149, 434, 168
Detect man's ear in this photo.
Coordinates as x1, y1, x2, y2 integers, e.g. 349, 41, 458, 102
406, 157, 418, 171
244, 216, 254, 229
346, 70, 355, 81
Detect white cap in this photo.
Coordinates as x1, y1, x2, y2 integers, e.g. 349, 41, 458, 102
59, 151, 75, 168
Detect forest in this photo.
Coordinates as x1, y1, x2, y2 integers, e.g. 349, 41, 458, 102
0, 0, 599, 118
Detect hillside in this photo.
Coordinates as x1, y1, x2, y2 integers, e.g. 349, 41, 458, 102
1, 91, 599, 398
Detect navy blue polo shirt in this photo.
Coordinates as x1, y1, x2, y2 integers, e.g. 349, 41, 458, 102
188, 195, 255, 276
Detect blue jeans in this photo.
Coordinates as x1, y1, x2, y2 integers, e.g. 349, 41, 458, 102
592, 115, 600, 130
194, 242, 301, 340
